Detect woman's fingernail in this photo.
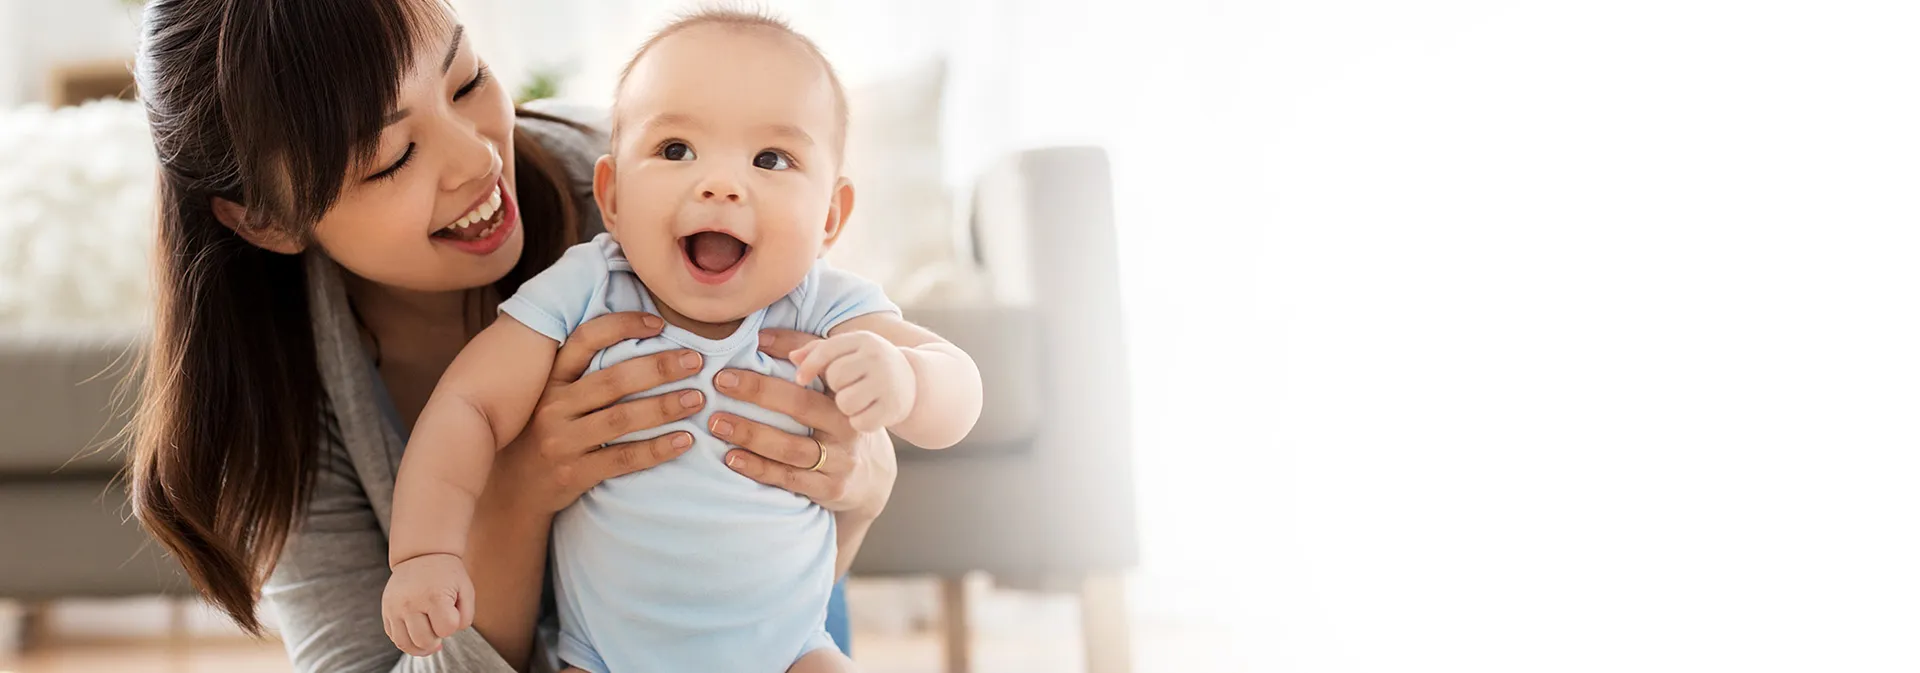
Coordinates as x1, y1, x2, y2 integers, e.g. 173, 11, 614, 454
680, 352, 701, 370
673, 432, 693, 448
726, 453, 741, 469
716, 371, 739, 389
643, 314, 664, 330
758, 332, 773, 349
710, 417, 733, 437
679, 390, 703, 408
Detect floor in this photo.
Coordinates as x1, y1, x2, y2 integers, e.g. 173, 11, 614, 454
0, 579, 1251, 673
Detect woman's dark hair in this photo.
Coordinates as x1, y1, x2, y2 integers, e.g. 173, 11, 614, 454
130, 0, 579, 633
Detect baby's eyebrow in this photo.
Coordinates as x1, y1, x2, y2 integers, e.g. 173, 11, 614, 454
638, 112, 703, 133
763, 124, 815, 147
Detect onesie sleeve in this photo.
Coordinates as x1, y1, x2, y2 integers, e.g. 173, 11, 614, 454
497, 234, 617, 343
803, 261, 902, 336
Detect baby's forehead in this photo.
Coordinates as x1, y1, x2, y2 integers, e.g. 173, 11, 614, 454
612, 22, 847, 149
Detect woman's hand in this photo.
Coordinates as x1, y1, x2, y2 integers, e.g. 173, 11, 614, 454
709, 329, 898, 524
489, 311, 706, 514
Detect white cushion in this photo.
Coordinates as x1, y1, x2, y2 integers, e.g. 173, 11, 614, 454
830, 58, 988, 307
0, 100, 155, 327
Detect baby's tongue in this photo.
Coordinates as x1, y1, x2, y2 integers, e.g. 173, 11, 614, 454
688, 232, 747, 273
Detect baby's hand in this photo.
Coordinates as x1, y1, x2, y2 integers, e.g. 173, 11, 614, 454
791, 330, 917, 432
381, 553, 475, 657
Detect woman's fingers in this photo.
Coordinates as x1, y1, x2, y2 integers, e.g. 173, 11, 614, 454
724, 448, 838, 502
714, 369, 856, 440
757, 328, 822, 361
557, 349, 703, 417
577, 389, 705, 447
550, 312, 665, 383
587, 431, 695, 482
708, 412, 835, 471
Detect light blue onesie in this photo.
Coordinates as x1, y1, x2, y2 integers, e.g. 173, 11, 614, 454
498, 233, 898, 673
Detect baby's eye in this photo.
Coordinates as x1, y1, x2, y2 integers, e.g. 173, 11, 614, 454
753, 150, 791, 171
659, 141, 696, 161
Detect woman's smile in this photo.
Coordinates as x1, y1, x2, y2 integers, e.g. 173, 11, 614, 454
429, 176, 520, 256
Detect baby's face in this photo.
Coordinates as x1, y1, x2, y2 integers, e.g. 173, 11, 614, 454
597, 25, 847, 326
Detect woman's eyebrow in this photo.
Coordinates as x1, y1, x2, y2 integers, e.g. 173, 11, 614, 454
382, 25, 466, 128
440, 25, 465, 74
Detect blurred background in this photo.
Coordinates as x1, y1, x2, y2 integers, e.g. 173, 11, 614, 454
1, 0, 1917, 672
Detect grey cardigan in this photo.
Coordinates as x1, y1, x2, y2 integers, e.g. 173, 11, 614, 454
262, 102, 608, 673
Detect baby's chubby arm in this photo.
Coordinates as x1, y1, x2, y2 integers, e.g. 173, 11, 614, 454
383, 316, 558, 655
791, 314, 982, 450
389, 316, 558, 567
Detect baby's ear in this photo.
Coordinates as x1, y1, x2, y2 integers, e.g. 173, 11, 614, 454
592, 154, 619, 231
819, 177, 854, 256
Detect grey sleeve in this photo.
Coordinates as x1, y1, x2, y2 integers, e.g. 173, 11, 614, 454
261, 438, 545, 673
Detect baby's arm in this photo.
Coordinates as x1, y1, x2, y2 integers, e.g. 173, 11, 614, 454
383, 316, 557, 655
791, 314, 982, 449
389, 316, 559, 566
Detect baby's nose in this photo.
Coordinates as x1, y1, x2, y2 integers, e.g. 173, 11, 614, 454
700, 188, 741, 202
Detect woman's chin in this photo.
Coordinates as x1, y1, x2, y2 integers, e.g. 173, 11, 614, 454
435, 227, 525, 290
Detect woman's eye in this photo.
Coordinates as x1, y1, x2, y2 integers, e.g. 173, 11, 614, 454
454, 64, 491, 101
660, 142, 696, 161
368, 143, 415, 182
753, 150, 791, 171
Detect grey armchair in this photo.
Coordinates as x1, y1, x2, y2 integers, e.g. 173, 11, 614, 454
860, 146, 1141, 673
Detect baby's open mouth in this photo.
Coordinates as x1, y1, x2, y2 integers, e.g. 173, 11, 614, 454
682, 231, 750, 275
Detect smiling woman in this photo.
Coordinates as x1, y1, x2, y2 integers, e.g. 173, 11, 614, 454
124, 1, 897, 672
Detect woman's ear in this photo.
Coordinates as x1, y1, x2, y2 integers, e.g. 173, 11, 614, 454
211, 197, 305, 255
819, 177, 855, 255
593, 154, 619, 232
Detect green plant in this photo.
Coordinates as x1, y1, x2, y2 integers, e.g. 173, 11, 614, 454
515, 68, 564, 105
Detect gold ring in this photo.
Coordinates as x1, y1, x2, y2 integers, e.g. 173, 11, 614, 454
807, 437, 827, 472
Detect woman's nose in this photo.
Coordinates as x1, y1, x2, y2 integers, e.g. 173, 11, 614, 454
441, 124, 501, 193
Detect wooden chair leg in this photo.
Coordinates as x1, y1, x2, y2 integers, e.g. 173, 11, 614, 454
1080, 574, 1133, 673
169, 597, 191, 647
940, 575, 973, 673
18, 600, 52, 652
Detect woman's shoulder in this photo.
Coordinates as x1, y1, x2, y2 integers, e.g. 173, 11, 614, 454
516, 99, 610, 235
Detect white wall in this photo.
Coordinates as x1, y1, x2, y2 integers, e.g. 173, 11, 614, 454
0, 0, 143, 107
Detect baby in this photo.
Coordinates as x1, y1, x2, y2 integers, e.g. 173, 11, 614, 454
380, 11, 982, 673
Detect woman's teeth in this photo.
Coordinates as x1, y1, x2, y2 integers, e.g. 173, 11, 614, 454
440, 186, 503, 236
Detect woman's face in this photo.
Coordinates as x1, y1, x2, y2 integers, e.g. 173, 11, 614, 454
310, 17, 524, 294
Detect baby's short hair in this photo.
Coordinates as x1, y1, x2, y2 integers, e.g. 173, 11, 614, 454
615, 7, 850, 157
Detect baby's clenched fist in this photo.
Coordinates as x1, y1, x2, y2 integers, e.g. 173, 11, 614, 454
382, 553, 475, 657
790, 330, 917, 432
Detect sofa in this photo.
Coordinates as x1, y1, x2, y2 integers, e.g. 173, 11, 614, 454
0, 145, 1139, 672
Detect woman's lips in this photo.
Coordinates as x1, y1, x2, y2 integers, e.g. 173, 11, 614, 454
433, 178, 519, 256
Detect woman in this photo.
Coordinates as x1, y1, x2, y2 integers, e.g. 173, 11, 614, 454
127, 1, 896, 671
